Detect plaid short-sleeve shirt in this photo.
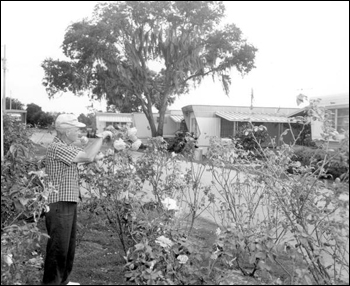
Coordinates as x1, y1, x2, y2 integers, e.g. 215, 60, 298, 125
45, 137, 83, 203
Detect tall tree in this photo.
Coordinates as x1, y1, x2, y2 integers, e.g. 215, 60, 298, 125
5, 97, 24, 110
42, 1, 257, 136
37, 112, 55, 128
78, 113, 93, 127
26, 103, 42, 126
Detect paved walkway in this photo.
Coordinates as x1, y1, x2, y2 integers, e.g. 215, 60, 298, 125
30, 130, 56, 146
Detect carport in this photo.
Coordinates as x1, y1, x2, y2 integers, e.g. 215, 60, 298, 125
95, 112, 133, 133
215, 111, 295, 146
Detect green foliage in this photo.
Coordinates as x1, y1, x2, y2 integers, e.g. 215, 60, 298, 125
5, 97, 25, 110
77, 102, 348, 284
166, 131, 198, 154
26, 103, 54, 128
3, 114, 34, 155
78, 113, 95, 128
292, 122, 316, 147
233, 123, 269, 157
204, 102, 349, 285
77, 136, 218, 284
2, 98, 348, 285
291, 144, 349, 181
37, 112, 54, 128
26, 103, 42, 126
78, 147, 145, 253
124, 229, 202, 285
41, 1, 257, 136
1, 115, 52, 285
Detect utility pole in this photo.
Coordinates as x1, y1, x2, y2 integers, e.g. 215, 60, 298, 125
1, 44, 6, 160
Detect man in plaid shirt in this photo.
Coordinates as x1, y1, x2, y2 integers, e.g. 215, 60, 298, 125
42, 114, 112, 285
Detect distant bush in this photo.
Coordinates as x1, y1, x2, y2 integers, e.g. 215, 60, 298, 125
235, 124, 268, 149
233, 124, 268, 159
291, 145, 349, 181
294, 123, 316, 147
166, 131, 198, 154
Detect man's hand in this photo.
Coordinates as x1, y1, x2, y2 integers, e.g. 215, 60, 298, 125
80, 136, 89, 146
102, 131, 113, 140
97, 131, 113, 140
74, 131, 113, 163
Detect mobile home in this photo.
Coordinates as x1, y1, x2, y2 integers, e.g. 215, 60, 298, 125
182, 105, 302, 152
309, 93, 349, 147
95, 110, 184, 139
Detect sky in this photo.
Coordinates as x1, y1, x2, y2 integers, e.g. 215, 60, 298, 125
1, 1, 349, 116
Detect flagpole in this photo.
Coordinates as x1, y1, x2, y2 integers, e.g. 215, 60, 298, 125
250, 88, 254, 114
2, 45, 6, 112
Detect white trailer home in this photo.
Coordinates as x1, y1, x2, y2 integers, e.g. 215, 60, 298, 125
309, 93, 349, 147
181, 105, 301, 153
95, 112, 134, 134
132, 110, 184, 139
95, 110, 184, 140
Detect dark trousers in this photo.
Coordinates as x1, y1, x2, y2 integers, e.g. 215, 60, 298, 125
42, 201, 77, 285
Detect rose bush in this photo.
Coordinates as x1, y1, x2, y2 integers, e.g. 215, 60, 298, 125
1, 115, 52, 285
204, 100, 349, 285
3, 96, 348, 285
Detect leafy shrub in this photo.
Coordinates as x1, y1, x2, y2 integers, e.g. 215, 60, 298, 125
166, 131, 198, 154
233, 124, 268, 158
291, 143, 349, 181
294, 123, 317, 147
5, 97, 347, 285
78, 137, 219, 284
3, 114, 34, 155
1, 115, 51, 285
206, 137, 349, 285
72, 99, 350, 285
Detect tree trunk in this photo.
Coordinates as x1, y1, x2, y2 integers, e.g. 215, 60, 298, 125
147, 114, 157, 137
140, 99, 158, 137
157, 107, 166, 137
156, 93, 169, 137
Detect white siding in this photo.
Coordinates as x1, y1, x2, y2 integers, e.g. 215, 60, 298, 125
133, 113, 153, 138
309, 94, 349, 143
196, 117, 220, 149
311, 120, 324, 141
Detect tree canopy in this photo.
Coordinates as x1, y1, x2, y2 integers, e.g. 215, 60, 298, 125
5, 97, 25, 110
78, 113, 96, 129
42, 1, 257, 136
26, 103, 54, 128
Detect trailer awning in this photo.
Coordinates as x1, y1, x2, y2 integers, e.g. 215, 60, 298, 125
169, 115, 184, 123
97, 115, 133, 122
215, 111, 290, 123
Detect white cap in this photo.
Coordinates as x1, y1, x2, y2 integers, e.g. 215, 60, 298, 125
55, 114, 86, 129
